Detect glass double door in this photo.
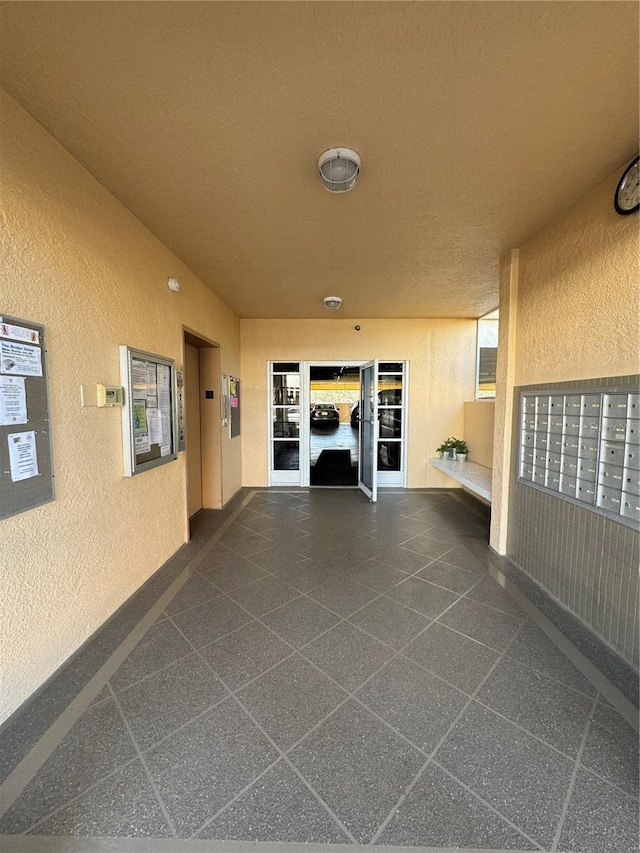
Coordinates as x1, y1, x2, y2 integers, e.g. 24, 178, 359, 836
269, 361, 407, 494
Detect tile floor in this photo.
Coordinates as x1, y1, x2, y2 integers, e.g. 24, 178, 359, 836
0, 489, 638, 852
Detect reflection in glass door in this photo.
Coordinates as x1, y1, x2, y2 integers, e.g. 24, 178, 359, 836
358, 360, 378, 501
377, 362, 407, 487
269, 362, 301, 485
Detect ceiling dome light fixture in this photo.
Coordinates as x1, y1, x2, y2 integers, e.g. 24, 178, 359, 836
318, 148, 361, 193
323, 296, 342, 311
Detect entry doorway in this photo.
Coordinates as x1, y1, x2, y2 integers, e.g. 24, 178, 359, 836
309, 364, 360, 486
183, 330, 223, 530
268, 361, 408, 493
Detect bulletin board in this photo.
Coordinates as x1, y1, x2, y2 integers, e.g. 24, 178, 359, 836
120, 346, 178, 476
0, 314, 55, 520
229, 375, 241, 438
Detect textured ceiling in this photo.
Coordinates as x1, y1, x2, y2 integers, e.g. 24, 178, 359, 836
0, 2, 638, 319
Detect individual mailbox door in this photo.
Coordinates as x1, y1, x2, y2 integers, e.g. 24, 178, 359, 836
560, 473, 577, 495
576, 479, 596, 502
603, 394, 628, 416
626, 419, 640, 445
597, 485, 622, 512
622, 468, 640, 496
621, 493, 640, 522
536, 396, 550, 413
564, 395, 581, 413
563, 414, 581, 436
599, 462, 624, 488
546, 470, 561, 491
602, 417, 626, 442
577, 459, 597, 481
601, 441, 625, 468
624, 447, 640, 471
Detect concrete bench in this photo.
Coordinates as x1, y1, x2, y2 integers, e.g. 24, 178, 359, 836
428, 457, 492, 503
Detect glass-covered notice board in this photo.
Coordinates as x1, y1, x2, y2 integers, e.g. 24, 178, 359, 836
120, 346, 178, 476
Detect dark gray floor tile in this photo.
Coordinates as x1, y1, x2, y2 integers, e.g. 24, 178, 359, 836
356, 656, 467, 752
145, 699, 277, 838
400, 534, 452, 560
227, 532, 275, 557
272, 557, 343, 592
31, 761, 171, 838
557, 767, 639, 853
581, 702, 639, 796
235, 513, 280, 535
292, 534, 330, 559
506, 622, 597, 697
465, 575, 525, 617
436, 701, 574, 848
348, 560, 408, 592
227, 575, 301, 616
385, 576, 459, 618
415, 559, 481, 593
171, 595, 253, 648
289, 700, 425, 844
308, 575, 379, 617
110, 619, 193, 691
477, 656, 593, 757
397, 516, 438, 535
303, 621, 395, 692
404, 621, 499, 693
247, 545, 306, 573
261, 596, 340, 648
197, 761, 349, 842
0, 699, 137, 834
370, 545, 431, 574
438, 543, 490, 573
349, 596, 432, 650
438, 597, 523, 651
199, 620, 292, 691
201, 556, 269, 591
364, 526, 416, 547
165, 573, 221, 616
236, 655, 347, 749
117, 653, 229, 750
197, 543, 240, 571
377, 763, 536, 849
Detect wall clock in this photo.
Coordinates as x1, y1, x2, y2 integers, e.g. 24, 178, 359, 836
614, 156, 639, 215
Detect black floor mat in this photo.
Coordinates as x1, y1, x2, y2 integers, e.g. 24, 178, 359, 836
310, 449, 358, 485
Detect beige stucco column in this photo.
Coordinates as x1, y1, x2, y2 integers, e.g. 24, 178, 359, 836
490, 249, 519, 554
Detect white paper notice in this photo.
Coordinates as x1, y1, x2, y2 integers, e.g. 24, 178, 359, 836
0, 376, 28, 425
147, 407, 163, 445
1, 340, 43, 376
0, 321, 40, 344
8, 431, 39, 482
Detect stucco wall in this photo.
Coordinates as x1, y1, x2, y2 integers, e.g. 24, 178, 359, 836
240, 318, 477, 488
463, 400, 495, 468
0, 92, 241, 722
516, 168, 639, 384
492, 164, 640, 665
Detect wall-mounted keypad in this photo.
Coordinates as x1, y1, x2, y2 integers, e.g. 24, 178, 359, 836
519, 389, 640, 527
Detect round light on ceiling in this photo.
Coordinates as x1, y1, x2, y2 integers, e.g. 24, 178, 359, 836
318, 148, 361, 193
323, 296, 342, 311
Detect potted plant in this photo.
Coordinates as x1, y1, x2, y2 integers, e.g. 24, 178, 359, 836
454, 438, 469, 461
436, 440, 451, 459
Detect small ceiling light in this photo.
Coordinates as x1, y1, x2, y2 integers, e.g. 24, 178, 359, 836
167, 277, 181, 292
323, 296, 342, 311
318, 148, 361, 193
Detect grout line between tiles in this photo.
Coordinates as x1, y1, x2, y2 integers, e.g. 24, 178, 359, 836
369, 618, 547, 848
549, 693, 599, 852
165, 612, 357, 844
0, 490, 259, 820
105, 685, 178, 838
483, 559, 639, 730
